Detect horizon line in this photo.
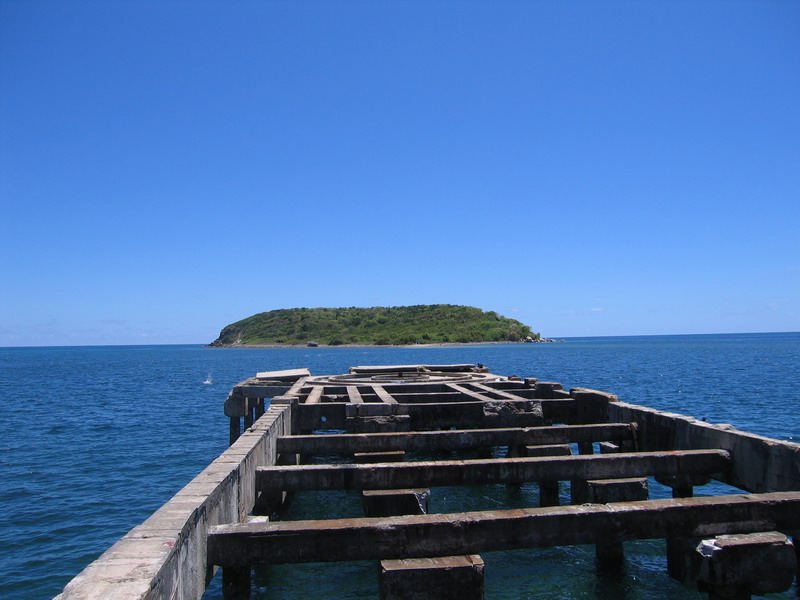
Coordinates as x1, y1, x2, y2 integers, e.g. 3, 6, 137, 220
1, 330, 798, 350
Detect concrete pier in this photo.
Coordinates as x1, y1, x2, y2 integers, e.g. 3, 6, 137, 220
57, 363, 800, 600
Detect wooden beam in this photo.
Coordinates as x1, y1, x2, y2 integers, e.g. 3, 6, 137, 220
256, 449, 729, 491
207, 491, 800, 566
346, 386, 364, 404
277, 423, 637, 455
304, 386, 323, 405
372, 385, 398, 404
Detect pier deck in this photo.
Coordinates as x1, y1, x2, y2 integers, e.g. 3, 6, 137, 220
58, 364, 800, 600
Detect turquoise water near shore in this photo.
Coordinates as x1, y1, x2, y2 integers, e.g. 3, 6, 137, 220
1, 333, 798, 599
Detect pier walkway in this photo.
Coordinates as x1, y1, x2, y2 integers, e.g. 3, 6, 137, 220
58, 364, 800, 599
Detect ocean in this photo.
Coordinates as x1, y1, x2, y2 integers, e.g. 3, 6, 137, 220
1, 333, 798, 599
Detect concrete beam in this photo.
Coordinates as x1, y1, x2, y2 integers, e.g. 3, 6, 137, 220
346, 386, 364, 404
276, 424, 637, 455
464, 382, 530, 401
372, 385, 398, 404
255, 450, 729, 492
609, 401, 800, 492
350, 364, 479, 374
255, 368, 310, 381
207, 491, 800, 566
295, 401, 543, 433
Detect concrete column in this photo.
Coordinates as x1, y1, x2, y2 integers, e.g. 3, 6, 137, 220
663, 477, 698, 583
585, 478, 649, 568
229, 417, 241, 445
793, 531, 800, 590
570, 439, 594, 503
525, 444, 571, 507
252, 452, 298, 516
363, 488, 430, 517
695, 532, 796, 599
380, 555, 484, 600
255, 398, 265, 419
534, 381, 563, 399
571, 387, 614, 424
222, 565, 251, 600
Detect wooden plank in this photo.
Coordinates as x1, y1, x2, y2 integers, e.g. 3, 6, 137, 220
346, 386, 364, 404
304, 386, 323, 405
277, 423, 637, 455
372, 385, 398, 404
256, 449, 730, 491
256, 368, 311, 381
207, 491, 800, 566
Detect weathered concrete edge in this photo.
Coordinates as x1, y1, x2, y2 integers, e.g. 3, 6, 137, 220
608, 401, 800, 492
56, 403, 292, 600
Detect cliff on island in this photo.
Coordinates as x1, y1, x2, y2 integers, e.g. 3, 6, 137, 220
209, 305, 540, 347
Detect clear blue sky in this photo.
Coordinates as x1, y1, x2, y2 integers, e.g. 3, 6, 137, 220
1, 1, 798, 346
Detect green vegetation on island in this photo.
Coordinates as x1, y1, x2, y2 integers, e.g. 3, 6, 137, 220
210, 305, 539, 346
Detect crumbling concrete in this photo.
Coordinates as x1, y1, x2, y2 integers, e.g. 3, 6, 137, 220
695, 532, 796, 599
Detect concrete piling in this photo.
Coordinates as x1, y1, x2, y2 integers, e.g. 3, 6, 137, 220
222, 566, 251, 600
379, 555, 485, 600
585, 478, 649, 566
695, 532, 796, 599
525, 444, 571, 506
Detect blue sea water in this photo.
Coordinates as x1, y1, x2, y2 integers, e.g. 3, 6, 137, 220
0, 333, 798, 599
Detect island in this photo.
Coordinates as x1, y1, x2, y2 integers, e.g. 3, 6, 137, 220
209, 305, 541, 347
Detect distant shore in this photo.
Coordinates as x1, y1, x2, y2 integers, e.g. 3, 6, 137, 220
207, 339, 562, 349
